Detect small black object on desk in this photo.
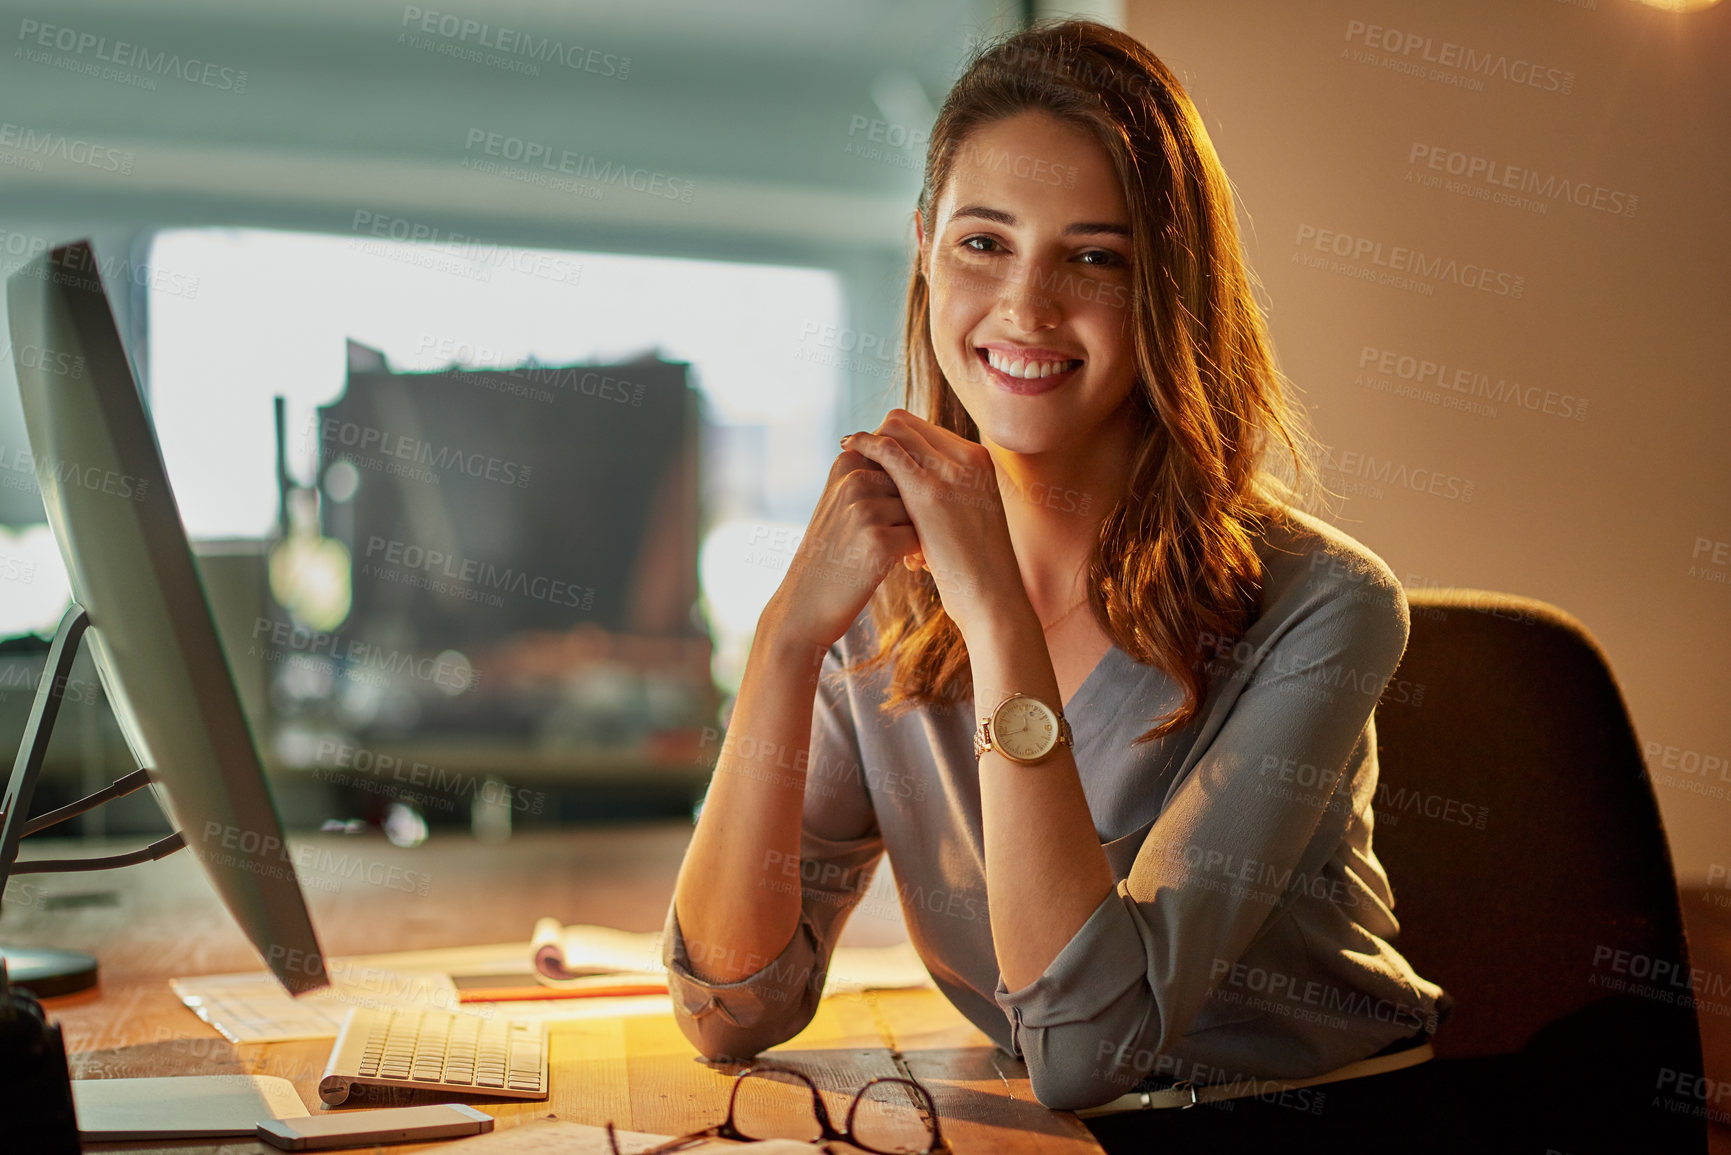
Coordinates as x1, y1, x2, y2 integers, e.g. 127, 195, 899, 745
0, 958, 80, 1152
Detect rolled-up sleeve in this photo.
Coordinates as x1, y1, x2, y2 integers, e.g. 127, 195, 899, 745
664, 642, 885, 1061
993, 571, 1413, 1110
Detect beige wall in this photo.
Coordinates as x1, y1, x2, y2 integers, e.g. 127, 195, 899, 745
1126, 0, 1731, 882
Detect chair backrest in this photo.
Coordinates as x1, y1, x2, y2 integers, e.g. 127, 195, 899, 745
1372, 589, 1700, 1067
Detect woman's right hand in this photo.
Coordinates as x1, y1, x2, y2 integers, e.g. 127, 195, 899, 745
760, 447, 921, 653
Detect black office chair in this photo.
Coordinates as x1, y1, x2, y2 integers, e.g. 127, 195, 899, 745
1373, 588, 1708, 1153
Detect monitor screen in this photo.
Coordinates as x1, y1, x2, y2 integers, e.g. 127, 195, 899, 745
5, 240, 327, 995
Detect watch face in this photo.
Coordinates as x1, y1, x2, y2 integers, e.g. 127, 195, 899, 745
993, 696, 1058, 762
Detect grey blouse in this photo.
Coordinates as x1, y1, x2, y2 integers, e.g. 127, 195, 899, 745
661, 506, 1448, 1111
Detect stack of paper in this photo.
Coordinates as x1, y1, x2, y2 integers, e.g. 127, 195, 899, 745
170, 925, 933, 1045
440, 1117, 820, 1153
529, 919, 934, 995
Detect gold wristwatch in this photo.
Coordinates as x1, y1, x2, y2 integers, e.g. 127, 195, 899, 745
974, 693, 1073, 765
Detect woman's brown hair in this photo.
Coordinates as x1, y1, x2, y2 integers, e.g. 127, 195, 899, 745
852, 18, 1323, 744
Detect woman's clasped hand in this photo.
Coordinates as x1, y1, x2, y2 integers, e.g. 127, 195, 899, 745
768, 406, 1023, 656
839, 408, 1024, 641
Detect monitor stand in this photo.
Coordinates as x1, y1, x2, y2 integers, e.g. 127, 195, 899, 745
0, 606, 185, 997
0, 947, 97, 998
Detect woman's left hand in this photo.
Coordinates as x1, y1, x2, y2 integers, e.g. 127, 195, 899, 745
840, 409, 1029, 641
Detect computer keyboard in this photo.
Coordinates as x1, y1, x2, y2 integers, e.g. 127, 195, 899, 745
318, 1005, 549, 1106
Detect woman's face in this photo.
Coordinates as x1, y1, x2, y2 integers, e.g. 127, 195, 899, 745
921, 109, 1139, 457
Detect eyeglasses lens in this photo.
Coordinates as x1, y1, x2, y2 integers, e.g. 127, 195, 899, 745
849, 1080, 937, 1154
731, 1068, 825, 1144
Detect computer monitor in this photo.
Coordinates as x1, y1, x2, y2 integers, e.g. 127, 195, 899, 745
0, 239, 328, 997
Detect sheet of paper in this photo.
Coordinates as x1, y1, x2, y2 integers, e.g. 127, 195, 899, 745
171, 957, 462, 1043
171, 971, 349, 1043
827, 940, 934, 992
172, 931, 932, 1044
172, 970, 674, 1043
532, 921, 935, 995
439, 1117, 818, 1154
172, 942, 556, 1043
435, 1118, 656, 1155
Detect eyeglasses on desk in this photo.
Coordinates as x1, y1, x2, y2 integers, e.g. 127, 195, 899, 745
605, 1061, 948, 1154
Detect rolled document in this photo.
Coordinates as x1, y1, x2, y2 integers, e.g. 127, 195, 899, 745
528, 918, 935, 994
530, 918, 666, 989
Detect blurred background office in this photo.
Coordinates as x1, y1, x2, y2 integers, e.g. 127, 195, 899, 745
0, 0, 1725, 897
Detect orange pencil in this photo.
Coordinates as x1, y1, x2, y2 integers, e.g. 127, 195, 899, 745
456, 982, 668, 1003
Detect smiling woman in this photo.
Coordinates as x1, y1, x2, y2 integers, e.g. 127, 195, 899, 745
660, 20, 1458, 1154
928, 111, 1138, 440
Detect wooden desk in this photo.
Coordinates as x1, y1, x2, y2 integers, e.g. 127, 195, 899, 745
4, 824, 1103, 1153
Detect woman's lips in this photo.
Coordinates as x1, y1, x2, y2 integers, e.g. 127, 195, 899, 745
976, 347, 1082, 394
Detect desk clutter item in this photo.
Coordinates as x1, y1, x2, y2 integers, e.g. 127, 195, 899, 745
71, 1074, 309, 1141
437, 1116, 828, 1153
529, 919, 936, 996
603, 1062, 943, 1155
319, 1005, 550, 1106
171, 932, 935, 1047
257, 1103, 494, 1150
0, 961, 79, 1152
174, 964, 672, 1045
173, 957, 460, 1043
531, 919, 667, 989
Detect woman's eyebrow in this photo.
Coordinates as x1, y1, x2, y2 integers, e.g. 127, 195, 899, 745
949, 205, 1129, 238
1065, 221, 1130, 238
952, 204, 1016, 226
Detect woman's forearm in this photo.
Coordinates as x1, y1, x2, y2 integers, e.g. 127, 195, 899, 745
672, 598, 827, 984
970, 607, 1117, 992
